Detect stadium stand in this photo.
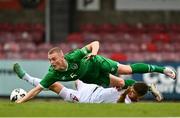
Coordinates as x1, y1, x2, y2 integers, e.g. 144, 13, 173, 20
0, 23, 180, 61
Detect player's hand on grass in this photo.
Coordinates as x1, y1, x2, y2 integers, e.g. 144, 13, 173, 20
15, 99, 21, 103
15, 98, 24, 103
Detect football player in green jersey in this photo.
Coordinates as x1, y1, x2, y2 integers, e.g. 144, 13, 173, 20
14, 41, 175, 103
13, 67, 161, 104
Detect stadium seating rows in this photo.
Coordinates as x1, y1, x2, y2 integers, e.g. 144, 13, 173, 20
0, 23, 180, 61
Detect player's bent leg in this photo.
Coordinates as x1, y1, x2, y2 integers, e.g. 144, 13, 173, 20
149, 83, 163, 102
13, 63, 42, 86
109, 74, 136, 89
163, 67, 176, 80
118, 63, 176, 79
13, 63, 25, 79
117, 64, 132, 74
58, 87, 79, 102
118, 63, 165, 74
24, 73, 41, 87
109, 74, 125, 88
47, 82, 80, 102
130, 63, 165, 74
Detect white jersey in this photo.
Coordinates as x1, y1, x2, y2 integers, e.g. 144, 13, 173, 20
59, 80, 132, 104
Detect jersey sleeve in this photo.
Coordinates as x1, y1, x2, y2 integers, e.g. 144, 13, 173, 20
65, 47, 91, 61
40, 72, 57, 89
80, 47, 91, 55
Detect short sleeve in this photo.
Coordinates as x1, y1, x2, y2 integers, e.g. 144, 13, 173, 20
40, 72, 57, 88
80, 47, 91, 55
65, 47, 91, 61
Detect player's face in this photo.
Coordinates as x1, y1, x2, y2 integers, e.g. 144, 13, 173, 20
48, 52, 66, 70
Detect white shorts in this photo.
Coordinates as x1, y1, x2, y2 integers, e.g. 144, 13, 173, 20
78, 80, 122, 103
90, 87, 120, 103
60, 80, 121, 103
76, 80, 100, 103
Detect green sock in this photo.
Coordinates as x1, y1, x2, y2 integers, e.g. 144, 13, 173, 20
130, 63, 165, 74
123, 79, 136, 89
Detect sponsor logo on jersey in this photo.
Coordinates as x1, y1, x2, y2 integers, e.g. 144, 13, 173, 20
70, 73, 77, 78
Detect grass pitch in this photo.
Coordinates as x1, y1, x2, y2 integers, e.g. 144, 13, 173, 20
0, 99, 180, 117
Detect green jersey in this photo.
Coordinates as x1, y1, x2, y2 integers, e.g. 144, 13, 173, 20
40, 47, 118, 88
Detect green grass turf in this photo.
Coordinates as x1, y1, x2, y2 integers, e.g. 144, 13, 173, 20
0, 99, 180, 117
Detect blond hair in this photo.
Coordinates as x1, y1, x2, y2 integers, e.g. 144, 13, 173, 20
48, 47, 61, 55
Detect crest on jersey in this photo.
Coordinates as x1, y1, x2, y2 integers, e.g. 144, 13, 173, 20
71, 63, 78, 70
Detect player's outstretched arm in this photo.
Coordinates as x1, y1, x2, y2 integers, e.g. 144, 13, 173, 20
16, 85, 43, 103
84, 41, 99, 59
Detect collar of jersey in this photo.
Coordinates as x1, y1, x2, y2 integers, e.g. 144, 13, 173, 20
60, 60, 68, 71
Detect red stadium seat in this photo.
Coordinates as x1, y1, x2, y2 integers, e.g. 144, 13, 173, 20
110, 53, 127, 61
115, 23, 132, 33
80, 23, 97, 33
146, 24, 167, 33
67, 33, 84, 43
152, 33, 171, 43
97, 23, 115, 33
146, 43, 158, 52
167, 24, 180, 33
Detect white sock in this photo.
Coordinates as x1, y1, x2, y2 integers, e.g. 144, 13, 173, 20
59, 87, 79, 102
59, 87, 68, 100
22, 73, 41, 87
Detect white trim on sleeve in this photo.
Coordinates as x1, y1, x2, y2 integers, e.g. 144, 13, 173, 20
39, 83, 49, 91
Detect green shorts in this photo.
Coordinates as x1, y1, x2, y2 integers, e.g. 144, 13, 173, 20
95, 55, 118, 74
77, 55, 118, 88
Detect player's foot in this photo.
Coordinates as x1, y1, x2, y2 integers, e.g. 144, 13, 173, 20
13, 63, 25, 79
163, 67, 176, 80
149, 83, 163, 102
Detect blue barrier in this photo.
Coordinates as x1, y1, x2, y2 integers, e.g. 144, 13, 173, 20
122, 61, 180, 100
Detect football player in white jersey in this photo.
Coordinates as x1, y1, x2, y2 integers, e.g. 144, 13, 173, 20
58, 79, 150, 104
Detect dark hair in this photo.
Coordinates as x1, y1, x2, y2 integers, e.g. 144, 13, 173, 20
133, 82, 149, 97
